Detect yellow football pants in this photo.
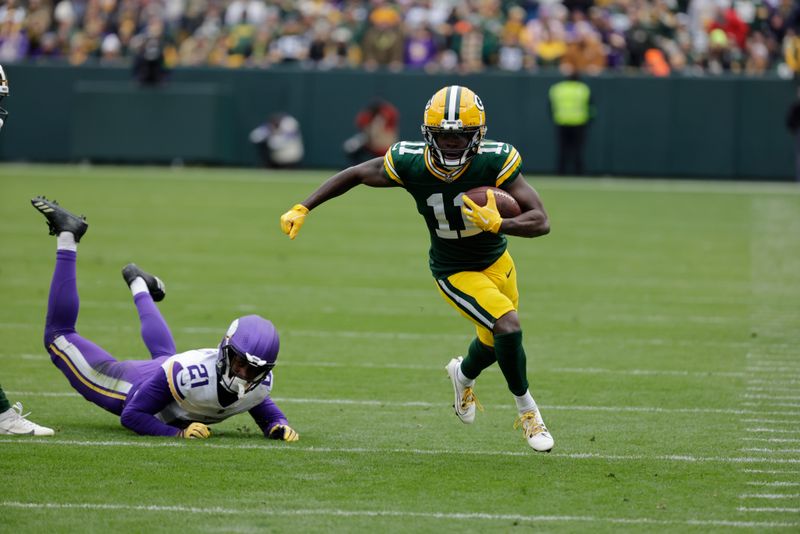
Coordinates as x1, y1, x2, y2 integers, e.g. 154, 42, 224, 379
435, 251, 519, 347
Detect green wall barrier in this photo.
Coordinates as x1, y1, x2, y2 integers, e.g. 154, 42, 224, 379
0, 64, 794, 180
72, 81, 234, 163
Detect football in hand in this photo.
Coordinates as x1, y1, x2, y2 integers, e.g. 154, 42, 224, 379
463, 186, 521, 218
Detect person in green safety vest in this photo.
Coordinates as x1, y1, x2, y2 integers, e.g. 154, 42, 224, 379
548, 70, 594, 175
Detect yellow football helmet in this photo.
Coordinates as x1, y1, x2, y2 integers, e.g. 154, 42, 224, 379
421, 85, 487, 168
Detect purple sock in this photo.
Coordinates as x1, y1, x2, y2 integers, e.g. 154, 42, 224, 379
44, 249, 79, 339
134, 293, 176, 358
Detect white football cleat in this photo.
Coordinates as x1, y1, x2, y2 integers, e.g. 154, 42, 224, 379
445, 357, 482, 424
0, 402, 55, 436
514, 409, 554, 452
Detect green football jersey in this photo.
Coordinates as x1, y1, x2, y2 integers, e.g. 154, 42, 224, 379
382, 140, 523, 278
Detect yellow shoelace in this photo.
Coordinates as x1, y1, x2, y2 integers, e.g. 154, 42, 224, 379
462, 387, 484, 413
513, 412, 545, 437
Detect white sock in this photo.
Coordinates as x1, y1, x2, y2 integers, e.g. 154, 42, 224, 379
57, 232, 77, 252
514, 390, 537, 414
130, 277, 148, 296
456, 365, 475, 388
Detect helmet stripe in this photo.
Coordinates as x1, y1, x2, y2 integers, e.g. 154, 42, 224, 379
446, 85, 459, 121
453, 86, 462, 121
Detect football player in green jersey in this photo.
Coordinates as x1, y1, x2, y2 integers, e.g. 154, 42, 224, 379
280, 85, 554, 452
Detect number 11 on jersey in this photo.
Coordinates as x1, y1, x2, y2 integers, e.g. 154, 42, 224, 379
426, 193, 481, 239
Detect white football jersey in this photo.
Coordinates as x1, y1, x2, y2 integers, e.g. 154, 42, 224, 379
156, 348, 273, 425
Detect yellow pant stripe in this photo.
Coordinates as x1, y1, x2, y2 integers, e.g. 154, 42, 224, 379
49, 343, 127, 401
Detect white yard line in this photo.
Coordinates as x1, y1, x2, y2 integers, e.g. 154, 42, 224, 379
747, 379, 799, 386
742, 401, 800, 409
1, 438, 799, 465
745, 394, 800, 401
550, 367, 748, 378
745, 356, 800, 364
746, 387, 800, 393
742, 419, 799, 426
738, 507, 800, 513
739, 494, 800, 500
746, 370, 800, 377
0, 351, 762, 378
741, 448, 800, 454
742, 438, 800, 444
6, 165, 800, 193
6, 391, 800, 418
1, 500, 798, 528
739, 198, 800, 518
742, 469, 800, 475
745, 429, 800, 434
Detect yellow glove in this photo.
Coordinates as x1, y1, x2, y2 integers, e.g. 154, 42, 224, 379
279, 204, 309, 240
268, 424, 299, 442
461, 189, 503, 233
179, 422, 211, 439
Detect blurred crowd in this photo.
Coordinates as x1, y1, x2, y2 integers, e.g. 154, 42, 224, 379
1, 0, 800, 77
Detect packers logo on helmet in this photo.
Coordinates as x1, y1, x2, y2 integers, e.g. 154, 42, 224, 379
421, 85, 487, 168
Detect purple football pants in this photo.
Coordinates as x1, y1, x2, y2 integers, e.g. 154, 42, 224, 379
44, 250, 176, 415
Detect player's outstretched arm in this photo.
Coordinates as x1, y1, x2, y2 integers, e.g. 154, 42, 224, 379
500, 175, 550, 238
249, 397, 299, 441
280, 157, 394, 239
120, 372, 190, 438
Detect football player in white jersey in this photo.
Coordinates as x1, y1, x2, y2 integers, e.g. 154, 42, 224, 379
31, 196, 299, 441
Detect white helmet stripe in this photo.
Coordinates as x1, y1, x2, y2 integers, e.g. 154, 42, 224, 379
447, 85, 459, 121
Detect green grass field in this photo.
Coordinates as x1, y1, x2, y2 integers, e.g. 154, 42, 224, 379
1, 164, 798, 532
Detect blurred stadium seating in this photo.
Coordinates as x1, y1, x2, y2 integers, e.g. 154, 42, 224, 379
0, 1, 798, 179
1, 0, 799, 76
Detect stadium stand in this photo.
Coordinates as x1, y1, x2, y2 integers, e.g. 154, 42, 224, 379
0, 0, 799, 77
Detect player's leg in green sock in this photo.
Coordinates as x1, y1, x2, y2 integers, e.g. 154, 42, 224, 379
460, 337, 496, 380
0, 385, 11, 413
493, 331, 529, 396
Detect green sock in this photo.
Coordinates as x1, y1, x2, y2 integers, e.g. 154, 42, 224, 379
0, 385, 11, 413
493, 331, 529, 396
461, 338, 496, 380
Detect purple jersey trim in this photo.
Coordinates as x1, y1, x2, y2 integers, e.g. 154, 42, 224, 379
120, 369, 182, 437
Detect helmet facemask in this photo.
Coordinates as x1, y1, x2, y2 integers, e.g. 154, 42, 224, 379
217, 343, 273, 399
422, 123, 485, 168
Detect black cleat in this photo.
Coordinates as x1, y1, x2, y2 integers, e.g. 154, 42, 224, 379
31, 196, 88, 242
122, 263, 166, 302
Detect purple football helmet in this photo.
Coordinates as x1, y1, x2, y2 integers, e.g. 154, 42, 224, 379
217, 315, 280, 398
